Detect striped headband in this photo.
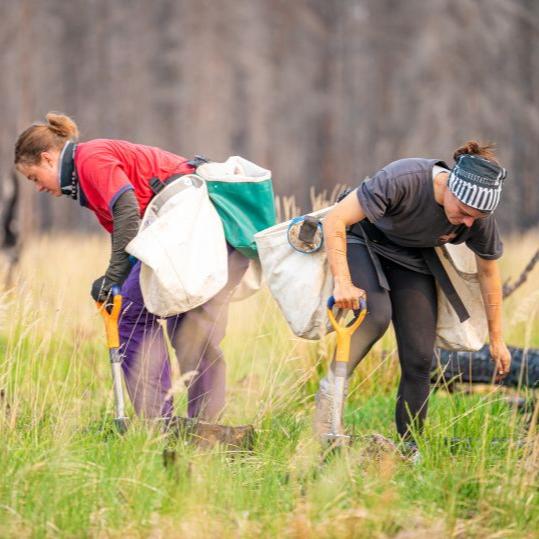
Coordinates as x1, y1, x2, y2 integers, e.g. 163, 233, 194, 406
447, 154, 506, 213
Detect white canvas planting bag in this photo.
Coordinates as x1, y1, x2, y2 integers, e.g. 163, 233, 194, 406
254, 207, 334, 340
434, 243, 488, 351
126, 175, 228, 317
195, 156, 276, 259
257, 207, 488, 348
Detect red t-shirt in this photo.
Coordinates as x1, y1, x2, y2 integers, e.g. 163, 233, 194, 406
74, 139, 195, 232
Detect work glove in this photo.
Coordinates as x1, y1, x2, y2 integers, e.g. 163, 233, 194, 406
91, 275, 116, 303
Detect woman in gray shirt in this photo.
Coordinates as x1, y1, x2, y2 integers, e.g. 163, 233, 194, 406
315, 141, 511, 453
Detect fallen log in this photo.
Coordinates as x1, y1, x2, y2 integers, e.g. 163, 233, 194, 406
0, 169, 20, 286
431, 345, 539, 389
431, 248, 539, 390
503, 249, 539, 299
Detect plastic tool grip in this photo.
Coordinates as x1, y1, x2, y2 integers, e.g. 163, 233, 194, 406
327, 295, 367, 311
96, 285, 122, 349
327, 295, 368, 364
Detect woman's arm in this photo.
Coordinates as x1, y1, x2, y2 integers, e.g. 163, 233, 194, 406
323, 191, 367, 310
476, 256, 511, 379
105, 189, 141, 283
91, 190, 141, 301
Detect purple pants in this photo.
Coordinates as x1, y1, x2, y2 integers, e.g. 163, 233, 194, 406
118, 248, 249, 420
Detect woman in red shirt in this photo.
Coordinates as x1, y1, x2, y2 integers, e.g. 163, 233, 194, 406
14, 112, 249, 422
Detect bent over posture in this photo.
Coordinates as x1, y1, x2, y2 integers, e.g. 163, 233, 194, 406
15, 112, 248, 422
316, 141, 511, 449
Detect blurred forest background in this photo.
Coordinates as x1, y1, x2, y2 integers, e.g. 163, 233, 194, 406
1, 0, 538, 237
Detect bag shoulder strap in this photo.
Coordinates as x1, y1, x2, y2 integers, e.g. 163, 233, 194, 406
422, 248, 470, 323
151, 176, 204, 213
149, 155, 211, 196
186, 154, 211, 168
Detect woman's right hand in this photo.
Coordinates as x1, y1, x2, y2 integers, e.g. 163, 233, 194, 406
332, 281, 367, 310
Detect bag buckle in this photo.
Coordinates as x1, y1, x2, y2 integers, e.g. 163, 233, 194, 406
187, 154, 211, 169
149, 177, 164, 195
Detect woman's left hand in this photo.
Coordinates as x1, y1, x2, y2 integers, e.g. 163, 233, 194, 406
489, 339, 511, 382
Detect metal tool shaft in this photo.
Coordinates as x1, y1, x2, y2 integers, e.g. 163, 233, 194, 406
97, 287, 129, 433
325, 296, 368, 445
331, 363, 347, 435
110, 349, 126, 421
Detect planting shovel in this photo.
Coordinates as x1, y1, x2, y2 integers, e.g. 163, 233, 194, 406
96, 285, 129, 434
323, 295, 367, 447
96, 287, 255, 448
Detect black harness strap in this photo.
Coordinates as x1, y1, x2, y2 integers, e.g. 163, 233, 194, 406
352, 219, 470, 322
357, 222, 390, 291
186, 154, 210, 168
149, 155, 211, 196
149, 173, 184, 195
421, 248, 470, 323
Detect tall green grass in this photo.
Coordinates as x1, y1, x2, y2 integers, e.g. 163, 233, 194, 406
0, 231, 537, 538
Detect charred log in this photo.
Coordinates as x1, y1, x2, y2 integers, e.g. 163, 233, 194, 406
0, 169, 20, 285
431, 346, 539, 389
503, 249, 539, 299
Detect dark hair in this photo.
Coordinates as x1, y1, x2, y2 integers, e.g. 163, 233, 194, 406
14, 112, 79, 165
453, 140, 499, 165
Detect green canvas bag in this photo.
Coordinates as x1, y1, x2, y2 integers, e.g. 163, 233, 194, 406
196, 156, 276, 259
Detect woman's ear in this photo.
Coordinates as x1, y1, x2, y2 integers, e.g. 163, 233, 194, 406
40, 151, 55, 167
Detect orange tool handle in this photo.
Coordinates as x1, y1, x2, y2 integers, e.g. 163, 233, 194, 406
96, 287, 122, 349
327, 296, 368, 364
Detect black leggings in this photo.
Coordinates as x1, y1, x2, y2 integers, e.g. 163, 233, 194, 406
334, 243, 437, 439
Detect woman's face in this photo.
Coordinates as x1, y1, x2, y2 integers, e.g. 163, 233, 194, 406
443, 188, 489, 227
17, 150, 62, 197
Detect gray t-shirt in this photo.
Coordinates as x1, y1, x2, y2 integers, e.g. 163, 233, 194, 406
348, 158, 503, 273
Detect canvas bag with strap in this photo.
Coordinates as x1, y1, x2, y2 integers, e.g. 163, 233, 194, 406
433, 242, 488, 351
352, 219, 487, 351
126, 174, 228, 317
255, 207, 335, 340
143, 155, 270, 303
256, 208, 487, 348
196, 156, 277, 259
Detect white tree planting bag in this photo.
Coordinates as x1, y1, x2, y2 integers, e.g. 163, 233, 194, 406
256, 207, 488, 349
254, 207, 334, 340
126, 175, 228, 317
434, 242, 488, 351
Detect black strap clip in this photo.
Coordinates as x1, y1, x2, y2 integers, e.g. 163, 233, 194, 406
149, 177, 165, 195
187, 154, 211, 169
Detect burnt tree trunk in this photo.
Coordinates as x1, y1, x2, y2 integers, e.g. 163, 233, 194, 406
432, 346, 539, 389
0, 169, 21, 286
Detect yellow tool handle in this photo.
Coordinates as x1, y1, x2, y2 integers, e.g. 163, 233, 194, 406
96, 292, 122, 349
327, 296, 368, 364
